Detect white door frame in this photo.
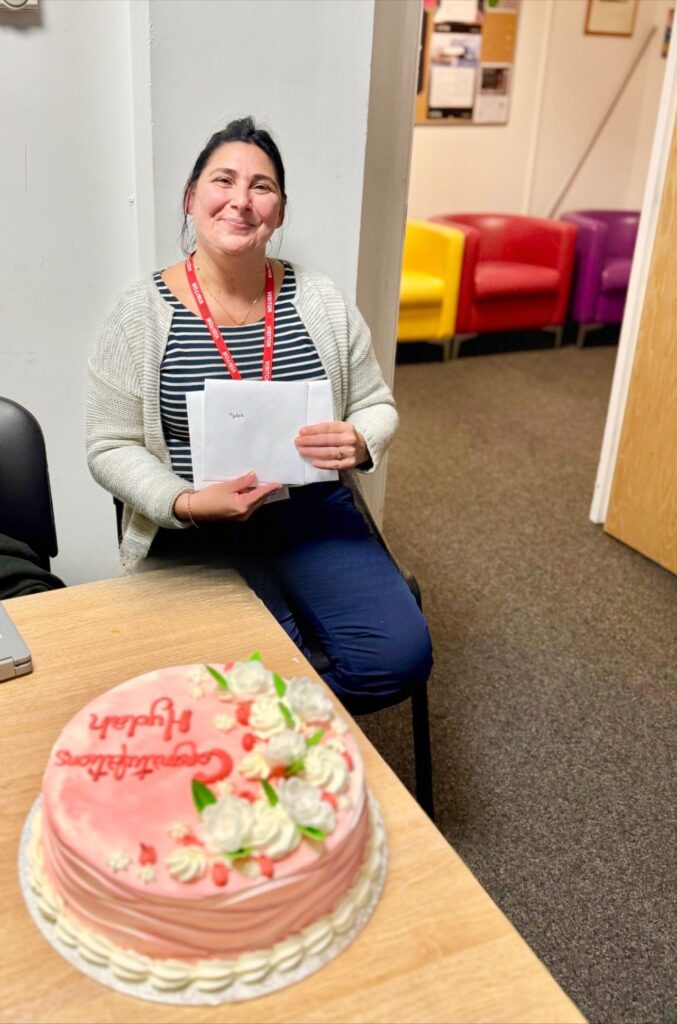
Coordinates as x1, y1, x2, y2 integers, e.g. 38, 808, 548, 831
590, 36, 677, 523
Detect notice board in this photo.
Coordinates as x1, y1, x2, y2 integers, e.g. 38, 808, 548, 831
416, 0, 520, 125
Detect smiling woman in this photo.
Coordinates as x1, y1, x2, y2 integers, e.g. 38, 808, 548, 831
85, 116, 433, 713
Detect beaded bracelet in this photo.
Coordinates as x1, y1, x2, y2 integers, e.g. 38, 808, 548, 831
185, 490, 199, 529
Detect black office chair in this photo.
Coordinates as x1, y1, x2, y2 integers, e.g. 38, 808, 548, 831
113, 482, 435, 819
0, 397, 58, 570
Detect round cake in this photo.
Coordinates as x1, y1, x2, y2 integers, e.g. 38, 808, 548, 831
25, 657, 385, 998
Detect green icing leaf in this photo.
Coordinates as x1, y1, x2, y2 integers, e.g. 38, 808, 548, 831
286, 759, 305, 776
299, 825, 326, 842
307, 729, 324, 747
192, 778, 217, 812
227, 846, 253, 862
249, 651, 262, 662
273, 672, 287, 697
261, 779, 279, 806
204, 664, 229, 690
279, 702, 294, 728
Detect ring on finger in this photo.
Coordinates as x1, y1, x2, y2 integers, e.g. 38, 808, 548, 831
337, 448, 344, 460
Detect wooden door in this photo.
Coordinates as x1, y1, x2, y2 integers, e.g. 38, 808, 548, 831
604, 119, 677, 574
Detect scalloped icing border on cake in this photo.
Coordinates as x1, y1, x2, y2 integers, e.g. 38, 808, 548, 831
26, 794, 386, 994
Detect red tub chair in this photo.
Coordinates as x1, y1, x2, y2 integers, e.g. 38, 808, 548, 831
430, 213, 578, 358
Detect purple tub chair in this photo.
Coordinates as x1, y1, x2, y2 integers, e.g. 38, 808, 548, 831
560, 210, 640, 347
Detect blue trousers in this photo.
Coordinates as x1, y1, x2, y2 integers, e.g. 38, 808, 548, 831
151, 483, 433, 713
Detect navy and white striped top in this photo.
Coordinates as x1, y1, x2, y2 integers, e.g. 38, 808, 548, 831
155, 262, 326, 482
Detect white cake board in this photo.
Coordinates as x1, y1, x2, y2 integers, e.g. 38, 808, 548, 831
19, 794, 387, 1006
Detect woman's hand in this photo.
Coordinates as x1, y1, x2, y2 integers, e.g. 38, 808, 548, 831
174, 472, 280, 524
294, 422, 369, 470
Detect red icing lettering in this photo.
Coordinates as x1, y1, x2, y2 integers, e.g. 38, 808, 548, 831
88, 697, 192, 743
54, 741, 231, 782
193, 749, 233, 785
342, 751, 354, 771
242, 733, 255, 751
139, 843, 157, 865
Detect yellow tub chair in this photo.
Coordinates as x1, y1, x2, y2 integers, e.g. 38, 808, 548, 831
398, 220, 465, 360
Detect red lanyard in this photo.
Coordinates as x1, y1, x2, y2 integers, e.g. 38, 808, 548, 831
184, 256, 275, 381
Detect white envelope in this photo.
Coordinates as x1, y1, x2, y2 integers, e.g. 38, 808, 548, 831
192, 379, 337, 487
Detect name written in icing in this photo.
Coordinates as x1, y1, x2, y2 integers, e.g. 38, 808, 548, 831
89, 696, 192, 743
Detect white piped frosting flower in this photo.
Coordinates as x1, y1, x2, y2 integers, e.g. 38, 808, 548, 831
277, 778, 336, 834
286, 677, 334, 723
226, 660, 275, 699
190, 684, 205, 699
303, 745, 349, 794
167, 822, 191, 840
239, 749, 270, 780
201, 795, 254, 854
166, 845, 207, 883
213, 712, 236, 732
106, 851, 131, 872
138, 865, 156, 884
249, 696, 289, 738
264, 729, 306, 768
188, 666, 209, 683
251, 801, 301, 859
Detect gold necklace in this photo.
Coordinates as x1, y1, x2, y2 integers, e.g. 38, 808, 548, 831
198, 267, 266, 326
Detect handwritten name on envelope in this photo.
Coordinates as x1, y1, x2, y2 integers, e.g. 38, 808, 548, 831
187, 379, 338, 488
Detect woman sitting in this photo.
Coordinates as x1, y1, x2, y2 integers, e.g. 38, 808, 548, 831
86, 116, 432, 713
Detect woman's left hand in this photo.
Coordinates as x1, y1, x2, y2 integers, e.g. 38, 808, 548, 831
294, 421, 369, 470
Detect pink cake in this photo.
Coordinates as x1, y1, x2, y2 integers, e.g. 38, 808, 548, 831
26, 658, 385, 996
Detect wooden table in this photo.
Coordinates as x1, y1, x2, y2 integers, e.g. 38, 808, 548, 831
0, 569, 585, 1024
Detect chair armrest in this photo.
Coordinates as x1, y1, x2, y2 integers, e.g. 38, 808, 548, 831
430, 216, 480, 329
403, 221, 465, 337
561, 213, 608, 323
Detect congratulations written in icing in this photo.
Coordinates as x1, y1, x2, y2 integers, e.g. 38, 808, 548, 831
88, 696, 192, 742
54, 741, 232, 782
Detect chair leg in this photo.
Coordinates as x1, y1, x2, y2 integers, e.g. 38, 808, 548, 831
411, 683, 434, 820
544, 325, 564, 348
452, 333, 473, 359
576, 323, 602, 348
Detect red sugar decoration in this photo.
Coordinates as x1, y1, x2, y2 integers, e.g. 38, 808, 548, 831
179, 833, 203, 846
236, 702, 252, 725
321, 792, 338, 810
342, 751, 354, 771
139, 843, 157, 865
239, 790, 258, 803
212, 861, 229, 887
242, 732, 256, 751
258, 855, 274, 878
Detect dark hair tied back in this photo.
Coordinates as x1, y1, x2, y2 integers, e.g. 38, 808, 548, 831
180, 116, 287, 254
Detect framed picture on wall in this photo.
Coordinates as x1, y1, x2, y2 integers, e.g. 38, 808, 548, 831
585, 0, 638, 37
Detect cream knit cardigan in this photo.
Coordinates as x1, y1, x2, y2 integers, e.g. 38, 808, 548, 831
86, 262, 398, 567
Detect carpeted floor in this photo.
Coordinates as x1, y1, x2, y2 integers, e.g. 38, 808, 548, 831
358, 339, 676, 1024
